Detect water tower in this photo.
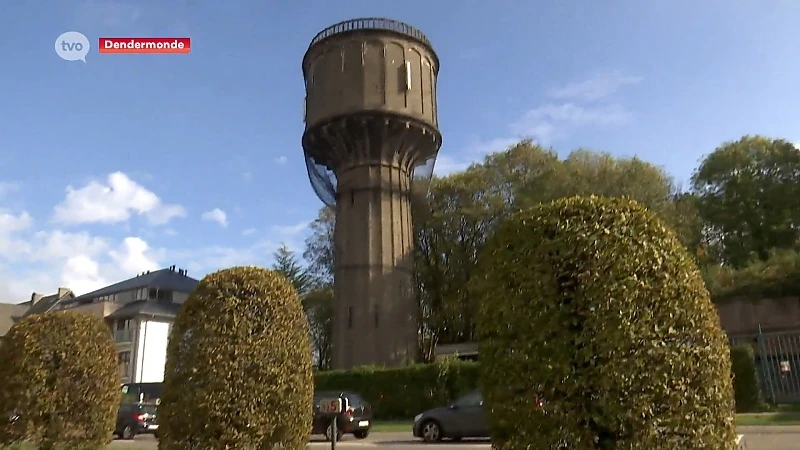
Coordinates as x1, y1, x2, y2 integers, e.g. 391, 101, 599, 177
302, 18, 442, 369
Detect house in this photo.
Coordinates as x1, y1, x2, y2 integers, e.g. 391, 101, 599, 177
27, 266, 199, 384
0, 301, 29, 345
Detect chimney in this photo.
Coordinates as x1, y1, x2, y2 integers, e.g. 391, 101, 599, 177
57, 287, 70, 298
30, 292, 44, 305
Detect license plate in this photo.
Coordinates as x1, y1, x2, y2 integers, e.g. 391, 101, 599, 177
148, 424, 159, 430
358, 421, 369, 427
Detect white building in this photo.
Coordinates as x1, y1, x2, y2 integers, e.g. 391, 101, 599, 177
23, 266, 199, 383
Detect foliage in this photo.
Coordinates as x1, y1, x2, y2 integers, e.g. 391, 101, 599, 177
158, 266, 313, 450
315, 360, 479, 419
412, 140, 688, 360
472, 196, 737, 449
730, 344, 765, 413
691, 135, 800, 267
303, 206, 336, 286
272, 243, 312, 296
304, 285, 333, 370
0, 312, 119, 450
704, 249, 800, 302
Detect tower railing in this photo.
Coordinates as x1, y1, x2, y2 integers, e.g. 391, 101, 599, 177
308, 18, 433, 49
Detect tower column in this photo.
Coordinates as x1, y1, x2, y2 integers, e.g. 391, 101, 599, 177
332, 162, 416, 369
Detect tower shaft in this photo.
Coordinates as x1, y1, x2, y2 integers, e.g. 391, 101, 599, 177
332, 163, 416, 368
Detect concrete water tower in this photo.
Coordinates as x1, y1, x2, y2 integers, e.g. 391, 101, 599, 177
301, 18, 442, 369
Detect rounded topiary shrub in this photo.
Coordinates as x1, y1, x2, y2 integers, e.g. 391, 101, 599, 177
730, 344, 764, 412
472, 196, 736, 449
0, 311, 119, 450
158, 266, 313, 450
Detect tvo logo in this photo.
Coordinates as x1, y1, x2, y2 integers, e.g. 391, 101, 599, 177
55, 31, 90, 62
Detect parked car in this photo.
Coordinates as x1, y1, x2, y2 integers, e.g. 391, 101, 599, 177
312, 391, 372, 441
115, 403, 158, 440
412, 390, 488, 443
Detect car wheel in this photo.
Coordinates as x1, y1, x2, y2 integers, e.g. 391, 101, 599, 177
121, 425, 135, 440
420, 420, 443, 443
325, 423, 344, 442
353, 430, 369, 440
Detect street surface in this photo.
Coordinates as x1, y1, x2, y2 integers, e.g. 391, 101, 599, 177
109, 428, 800, 450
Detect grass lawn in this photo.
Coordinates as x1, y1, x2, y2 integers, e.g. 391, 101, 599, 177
736, 412, 800, 426
372, 421, 413, 433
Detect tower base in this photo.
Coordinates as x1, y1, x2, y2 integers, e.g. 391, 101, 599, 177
331, 162, 417, 369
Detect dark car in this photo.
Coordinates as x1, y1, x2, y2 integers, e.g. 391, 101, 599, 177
115, 403, 158, 440
412, 390, 489, 443
312, 391, 372, 441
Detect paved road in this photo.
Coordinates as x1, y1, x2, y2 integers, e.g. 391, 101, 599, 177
110, 428, 800, 450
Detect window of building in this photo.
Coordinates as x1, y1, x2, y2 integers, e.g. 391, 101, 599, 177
118, 351, 131, 377
374, 305, 379, 327
347, 306, 353, 329
116, 319, 132, 330
148, 288, 157, 300
135, 288, 147, 300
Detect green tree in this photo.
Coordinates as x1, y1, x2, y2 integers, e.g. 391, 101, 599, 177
472, 196, 736, 449
691, 135, 800, 267
159, 267, 313, 449
304, 286, 333, 370
303, 206, 336, 286
272, 243, 311, 296
0, 312, 119, 450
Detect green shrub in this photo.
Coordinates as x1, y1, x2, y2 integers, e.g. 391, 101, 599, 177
730, 344, 764, 412
704, 249, 800, 302
158, 266, 313, 450
315, 359, 479, 419
0, 311, 119, 450
472, 196, 737, 449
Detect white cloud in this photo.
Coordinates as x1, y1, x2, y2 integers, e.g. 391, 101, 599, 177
272, 221, 308, 237
548, 70, 643, 102
241, 228, 256, 236
52, 172, 185, 226
435, 71, 641, 174
201, 208, 228, 228
275, 156, 288, 165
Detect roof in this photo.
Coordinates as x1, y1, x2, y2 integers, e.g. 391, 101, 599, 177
0, 302, 30, 336
106, 300, 182, 320
74, 268, 199, 301
22, 290, 75, 317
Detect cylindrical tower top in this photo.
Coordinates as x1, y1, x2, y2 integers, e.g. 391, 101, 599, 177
301, 17, 442, 206
302, 18, 438, 74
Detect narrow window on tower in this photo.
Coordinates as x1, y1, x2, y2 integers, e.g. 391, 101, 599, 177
374, 305, 379, 327
350, 191, 355, 205
347, 306, 353, 329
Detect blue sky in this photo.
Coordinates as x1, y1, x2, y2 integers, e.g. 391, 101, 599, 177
0, 0, 798, 302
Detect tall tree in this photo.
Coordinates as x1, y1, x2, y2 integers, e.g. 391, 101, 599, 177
691, 135, 800, 267
303, 287, 333, 370
271, 243, 311, 297
303, 206, 336, 286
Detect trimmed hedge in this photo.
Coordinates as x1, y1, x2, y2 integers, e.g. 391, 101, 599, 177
730, 344, 764, 412
315, 359, 479, 419
0, 311, 119, 450
471, 196, 737, 449
159, 266, 313, 449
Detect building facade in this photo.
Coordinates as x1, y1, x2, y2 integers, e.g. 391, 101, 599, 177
22, 266, 199, 383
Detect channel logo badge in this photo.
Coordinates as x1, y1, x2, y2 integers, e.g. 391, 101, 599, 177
55, 31, 90, 62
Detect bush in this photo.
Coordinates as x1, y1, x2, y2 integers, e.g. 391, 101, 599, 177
704, 249, 800, 302
315, 359, 479, 419
472, 196, 737, 449
730, 344, 764, 412
0, 311, 119, 449
158, 266, 313, 450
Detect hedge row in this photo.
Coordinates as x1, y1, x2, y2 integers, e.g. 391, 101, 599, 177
314, 359, 479, 420
730, 344, 765, 412
315, 343, 766, 420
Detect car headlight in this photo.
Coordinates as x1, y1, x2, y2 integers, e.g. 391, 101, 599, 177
414, 413, 423, 423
